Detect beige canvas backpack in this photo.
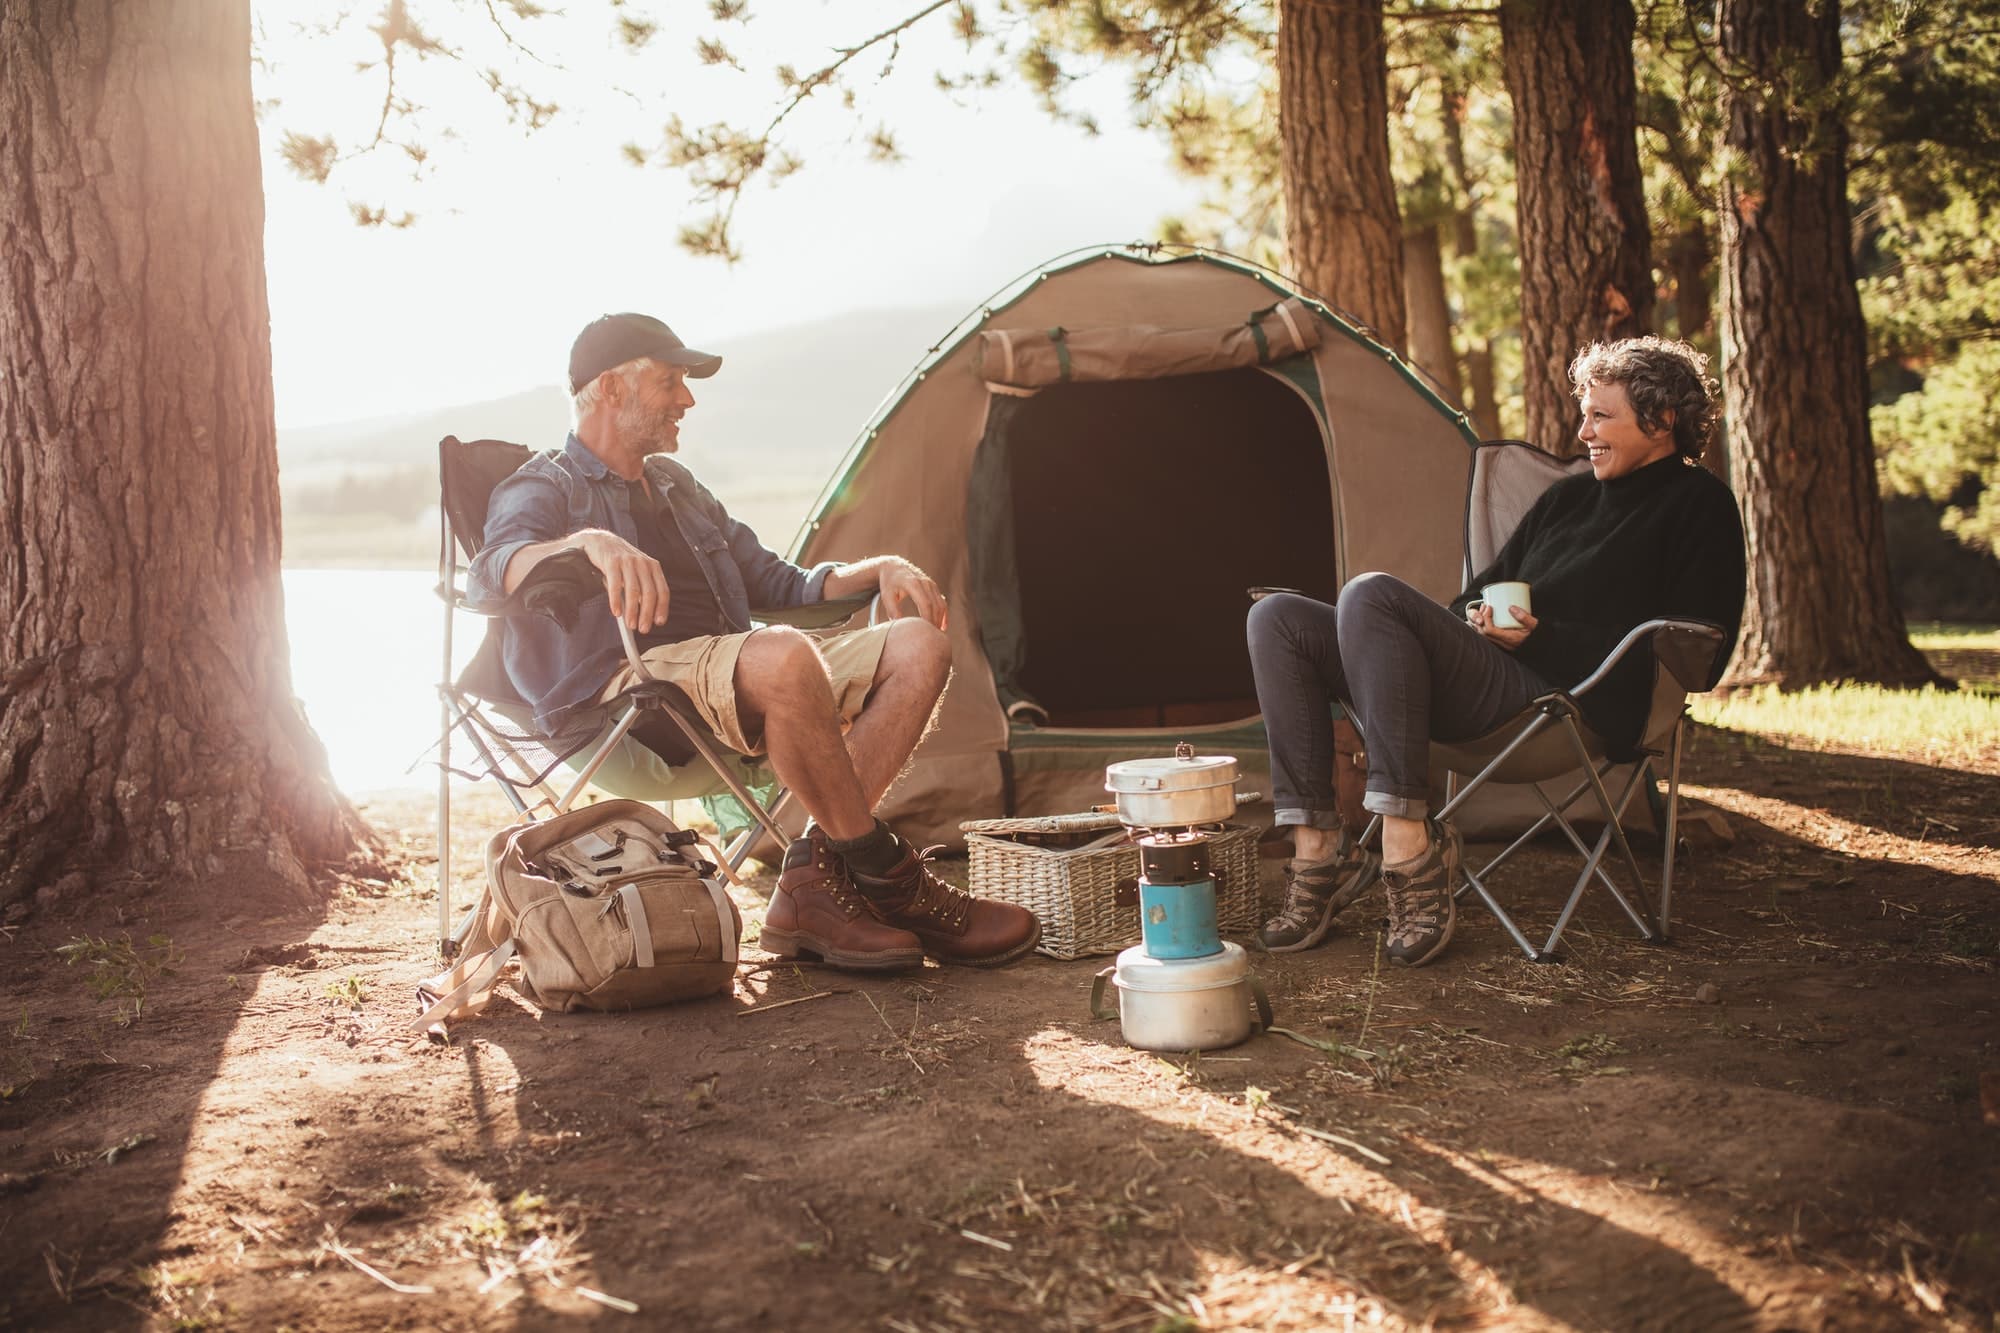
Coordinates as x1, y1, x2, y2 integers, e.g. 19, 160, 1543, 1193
411, 800, 741, 1033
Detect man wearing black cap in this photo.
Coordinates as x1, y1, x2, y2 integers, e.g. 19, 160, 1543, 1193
467, 313, 1039, 971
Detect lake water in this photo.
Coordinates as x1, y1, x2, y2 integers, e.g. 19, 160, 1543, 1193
285, 568, 485, 796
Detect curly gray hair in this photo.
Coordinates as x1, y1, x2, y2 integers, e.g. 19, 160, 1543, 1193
1567, 336, 1719, 461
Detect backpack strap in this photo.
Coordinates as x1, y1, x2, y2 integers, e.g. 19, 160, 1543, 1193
409, 938, 517, 1035
700, 874, 739, 965
615, 884, 654, 968
613, 876, 738, 967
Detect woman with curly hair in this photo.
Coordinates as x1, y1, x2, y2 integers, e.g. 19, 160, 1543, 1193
1247, 336, 1746, 968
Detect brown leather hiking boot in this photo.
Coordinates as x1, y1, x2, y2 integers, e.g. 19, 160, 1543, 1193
850, 842, 1041, 967
759, 829, 925, 972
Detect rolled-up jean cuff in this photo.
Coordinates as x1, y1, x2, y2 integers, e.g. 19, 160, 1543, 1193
1275, 806, 1344, 831
1363, 791, 1428, 820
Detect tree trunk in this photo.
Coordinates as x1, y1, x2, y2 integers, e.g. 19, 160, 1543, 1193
1669, 221, 1712, 344
1402, 224, 1463, 406
1670, 221, 1730, 481
0, 1, 370, 914
1277, 0, 1406, 353
1441, 88, 1503, 440
1717, 0, 1936, 688
1500, 0, 1655, 456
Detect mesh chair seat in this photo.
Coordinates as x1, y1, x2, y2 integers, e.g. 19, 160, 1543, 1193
1430, 701, 1609, 786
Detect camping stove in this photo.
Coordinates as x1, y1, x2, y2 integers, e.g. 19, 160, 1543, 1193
1090, 744, 1272, 1051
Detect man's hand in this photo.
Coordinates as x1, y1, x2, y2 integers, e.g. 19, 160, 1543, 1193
575, 529, 670, 633
1468, 601, 1536, 652
877, 557, 947, 629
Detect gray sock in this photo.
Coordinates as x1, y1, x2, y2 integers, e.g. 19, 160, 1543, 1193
827, 819, 903, 877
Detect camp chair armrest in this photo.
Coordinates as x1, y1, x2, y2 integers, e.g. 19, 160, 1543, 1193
752, 594, 877, 629
515, 552, 874, 631
509, 548, 606, 628
1567, 619, 1728, 698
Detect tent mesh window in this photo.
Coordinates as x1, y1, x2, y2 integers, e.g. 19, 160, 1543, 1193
972, 365, 1341, 729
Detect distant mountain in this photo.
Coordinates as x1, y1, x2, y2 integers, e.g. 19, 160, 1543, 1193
275, 303, 970, 492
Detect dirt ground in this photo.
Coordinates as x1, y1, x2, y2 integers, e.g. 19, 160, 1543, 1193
2, 719, 1996, 1331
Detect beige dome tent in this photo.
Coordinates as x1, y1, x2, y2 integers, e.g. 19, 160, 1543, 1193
790, 245, 1480, 844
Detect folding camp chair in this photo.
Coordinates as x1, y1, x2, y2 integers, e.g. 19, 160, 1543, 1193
432, 435, 868, 954
1420, 441, 1729, 962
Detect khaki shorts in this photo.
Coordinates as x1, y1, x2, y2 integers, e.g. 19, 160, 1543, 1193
599, 623, 894, 757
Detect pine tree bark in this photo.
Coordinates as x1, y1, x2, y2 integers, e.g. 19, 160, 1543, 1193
1402, 224, 1463, 406
1500, 0, 1655, 456
1277, 0, 1406, 353
0, 1, 370, 913
1717, 0, 1936, 687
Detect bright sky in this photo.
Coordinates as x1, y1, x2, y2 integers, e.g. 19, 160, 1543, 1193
254, 1, 1207, 428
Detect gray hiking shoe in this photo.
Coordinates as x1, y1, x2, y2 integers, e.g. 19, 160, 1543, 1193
1381, 824, 1461, 967
1256, 839, 1381, 953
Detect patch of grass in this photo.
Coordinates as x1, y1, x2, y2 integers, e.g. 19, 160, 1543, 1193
56, 932, 182, 1027
1907, 621, 2000, 650
1552, 1032, 1627, 1076
324, 974, 369, 1008
1692, 681, 2000, 770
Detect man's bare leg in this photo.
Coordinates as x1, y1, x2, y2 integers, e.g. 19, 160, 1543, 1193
735, 622, 1037, 966
732, 627, 877, 841
838, 619, 952, 808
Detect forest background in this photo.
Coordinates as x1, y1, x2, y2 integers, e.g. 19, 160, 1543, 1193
4, 0, 2000, 908
278, 0, 2000, 626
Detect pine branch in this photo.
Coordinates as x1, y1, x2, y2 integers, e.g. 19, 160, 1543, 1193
671, 0, 961, 259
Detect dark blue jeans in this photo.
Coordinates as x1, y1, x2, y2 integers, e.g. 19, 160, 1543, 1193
1247, 575, 1557, 825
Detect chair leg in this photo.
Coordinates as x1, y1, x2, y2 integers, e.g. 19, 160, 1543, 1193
718, 782, 794, 873
552, 704, 647, 814
1434, 712, 1559, 828
651, 701, 793, 851
1473, 772, 1591, 893
1458, 863, 1552, 962
1554, 721, 1660, 946
439, 536, 456, 955
1659, 714, 1687, 940
438, 687, 454, 955
450, 708, 539, 817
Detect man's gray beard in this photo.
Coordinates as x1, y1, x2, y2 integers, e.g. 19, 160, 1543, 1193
619, 399, 679, 455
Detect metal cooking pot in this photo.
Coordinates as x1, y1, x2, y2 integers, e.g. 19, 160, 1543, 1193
1104, 747, 1241, 827
1090, 942, 1272, 1052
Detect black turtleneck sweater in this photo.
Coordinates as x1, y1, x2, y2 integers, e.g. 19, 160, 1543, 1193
1448, 453, 1746, 755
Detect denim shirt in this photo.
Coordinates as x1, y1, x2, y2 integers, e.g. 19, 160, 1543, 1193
466, 434, 836, 736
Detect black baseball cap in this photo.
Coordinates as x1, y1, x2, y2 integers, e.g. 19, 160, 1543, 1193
567, 312, 722, 393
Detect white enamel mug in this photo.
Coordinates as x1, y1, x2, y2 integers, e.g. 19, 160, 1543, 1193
1467, 580, 1532, 630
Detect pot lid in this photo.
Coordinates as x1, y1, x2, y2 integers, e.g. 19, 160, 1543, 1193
1104, 750, 1239, 794
1113, 941, 1250, 991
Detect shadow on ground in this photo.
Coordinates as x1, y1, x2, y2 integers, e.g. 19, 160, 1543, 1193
1, 723, 1995, 1329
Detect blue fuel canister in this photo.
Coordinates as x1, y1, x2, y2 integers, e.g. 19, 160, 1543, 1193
1137, 835, 1223, 959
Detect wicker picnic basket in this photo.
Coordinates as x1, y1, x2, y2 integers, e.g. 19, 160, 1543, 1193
959, 810, 1262, 960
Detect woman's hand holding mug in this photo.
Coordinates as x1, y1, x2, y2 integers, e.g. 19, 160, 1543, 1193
1467, 580, 1535, 649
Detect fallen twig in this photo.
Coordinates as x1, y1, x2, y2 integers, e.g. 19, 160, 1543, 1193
862, 990, 926, 1075
576, 1286, 640, 1314
958, 1228, 1013, 1252
1290, 1123, 1393, 1166
322, 1232, 434, 1295
736, 989, 845, 1016
1266, 1026, 1377, 1061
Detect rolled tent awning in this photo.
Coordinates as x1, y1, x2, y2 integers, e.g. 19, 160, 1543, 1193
974, 298, 1322, 390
